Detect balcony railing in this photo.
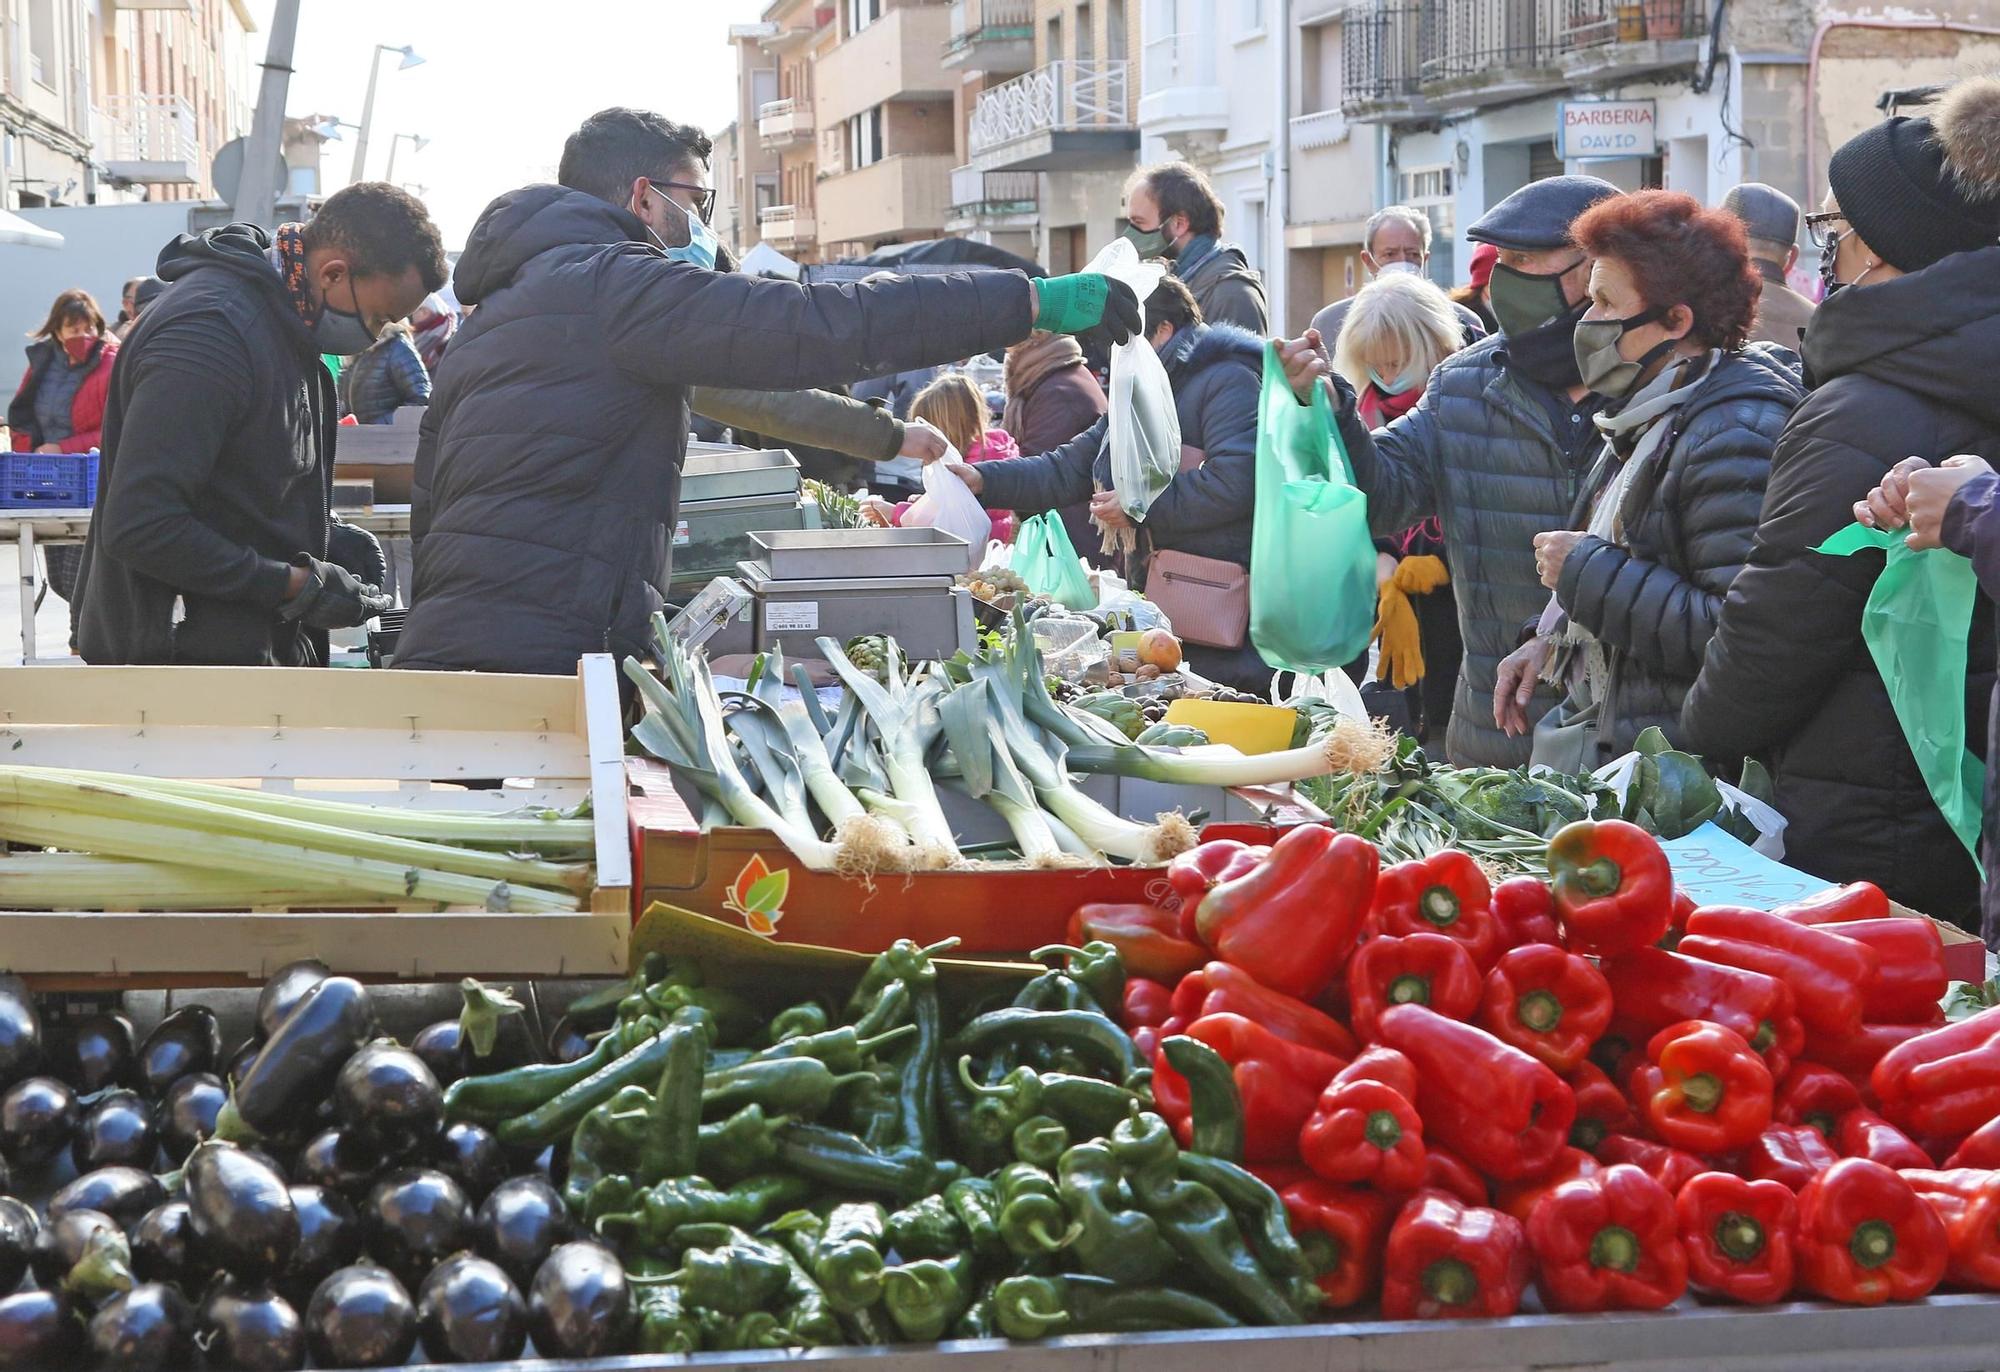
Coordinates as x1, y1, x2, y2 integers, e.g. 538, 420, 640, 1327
1141, 31, 1218, 93
1341, 4, 1427, 110
93, 94, 200, 181
756, 97, 814, 148
949, 165, 1039, 210
969, 60, 1132, 156
758, 204, 816, 245
947, 0, 1033, 48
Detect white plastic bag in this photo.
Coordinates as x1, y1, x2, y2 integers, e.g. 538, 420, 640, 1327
1270, 667, 1370, 724
898, 438, 989, 571
1083, 241, 1181, 521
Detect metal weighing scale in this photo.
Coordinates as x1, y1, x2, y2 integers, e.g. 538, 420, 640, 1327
668, 442, 821, 602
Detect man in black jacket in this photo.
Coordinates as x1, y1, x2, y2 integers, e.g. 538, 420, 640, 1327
398, 108, 1138, 677
74, 184, 447, 665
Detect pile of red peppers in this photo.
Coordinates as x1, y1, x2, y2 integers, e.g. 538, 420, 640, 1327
1084, 816, 2000, 1317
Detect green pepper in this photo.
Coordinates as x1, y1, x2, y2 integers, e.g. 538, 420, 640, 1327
635, 1281, 701, 1355
1175, 1152, 1320, 1310
881, 1253, 974, 1343
892, 972, 943, 1157
444, 1025, 640, 1126
850, 980, 912, 1041
644, 983, 764, 1046
560, 1084, 652, 1219
949, 1009, 1148, 1087
772, 1123, 934, 1202
994, 1162, 1080, 1258
944, 1178, 1006, 1260
497, 1009, 703, 1147
844, 1066, 903, 1152
698, 1308, 787, 1351
596, 1175, 810, 1250
1057, 1140, 1176, 1286
1161, 1035, 1246, 1164
1012, 1115, 1070, 1169
767, 1001, 830, 1044
748, 1023, 917, 1074
952, 1280, 999, 1340
565, 952, 681, 1027
884, 1194, 966, 1261
696, 1104, 793, 1182
700, 1055, 869, 1120
798, 1202, 888, 1314
639, 1229, 790, 1316
1109, 1112, 1302, 1326
641, 1019, 706, 1181
955, 1056, 1145, 1142
993, 1274, 1239, 1338
1031, 941, 1127, 1016
580, 1174, 640, 1229
847, 937, 959, 1018
668, 1220, 839, 1349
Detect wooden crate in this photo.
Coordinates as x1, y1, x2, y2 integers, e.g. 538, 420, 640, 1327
0, 657, 631, 985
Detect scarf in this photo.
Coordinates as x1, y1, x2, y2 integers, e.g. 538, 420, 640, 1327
1001, 332, 1087, 436
269, 222, 316, 325
1173, 234, 1221, 282
1358, 382, 1423, 428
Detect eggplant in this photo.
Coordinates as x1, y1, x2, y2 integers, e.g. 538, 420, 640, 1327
0, 1076, 76, 1169
254, 961, 329, 1042
185, 1141, 299, 1279
417, 1252, 526, 1363
224, 1035, 262, 1087
333, 1043, 441, 1159
0, 1198, 37, 1294
135, 1007, 220, 1097
303, 1264, 416, 1369
408, 1020, 466, 1088
364, 1168, 470, 1289
130, 1202, 203, 1288
0, 978, 41, 1092
427, 1122, 507, 1205
526, 1240, 632, 1358
53, 1012, 136, 1093
280, 1185, 361, 1309
73, 1090, 157, 1171
48, 1166, 164, 1229
544, 1014, 593, 1065
155, 1072, 225, 1164
0, 1289, 79, 1370
224, 978, 376, 1142
294, 1129, 379, 1200
86, 1282, 192, 1371
28, 1208, 118, 1286
199, 1278, 304, 1372
473, 1176, 572, 1289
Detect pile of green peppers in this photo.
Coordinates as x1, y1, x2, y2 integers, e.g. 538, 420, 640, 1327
442, 939, 1324, 1354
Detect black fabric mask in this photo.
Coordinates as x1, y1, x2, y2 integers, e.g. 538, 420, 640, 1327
1505, 295, 1592, 389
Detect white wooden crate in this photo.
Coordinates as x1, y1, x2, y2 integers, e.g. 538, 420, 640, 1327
0, 656, 630, 984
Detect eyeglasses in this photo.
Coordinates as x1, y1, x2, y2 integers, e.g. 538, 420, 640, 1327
651, 179, 716, 225
1804, 211, 1848, 253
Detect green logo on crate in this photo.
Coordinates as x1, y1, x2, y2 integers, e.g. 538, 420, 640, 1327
726, 855, 790, 937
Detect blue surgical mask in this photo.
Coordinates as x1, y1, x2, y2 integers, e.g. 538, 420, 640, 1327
1367, 364, 1420, 394
649, 186, 718, 271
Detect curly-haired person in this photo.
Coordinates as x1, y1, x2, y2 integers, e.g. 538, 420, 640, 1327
1493, 188, 1803, 769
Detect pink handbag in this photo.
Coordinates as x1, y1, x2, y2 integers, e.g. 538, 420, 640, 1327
1146, 548, 1249, 649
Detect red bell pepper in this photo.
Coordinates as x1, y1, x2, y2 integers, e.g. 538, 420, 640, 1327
1149, 1012, 1345, 1163
1300, 1079, 1427, 1193
1122, 978, 1173, 1031
1195, 825, 1376, 1000
1599, 947, 1803, 1080
1376, 1004, 1574, 1181
1679, 906, 1880, 1040
1491, 875, 1562, 951
1900, 1168, 2000, 1290
1423, 1146, 1490, 1207
1173, 961, 1359, 1060
1278, 1178, 1393, 1308
1872, 1008, 2000, 1138
1946, 1117, 2000, 1170
1526, 1164, 1687, 1312
1773, 881, 1892, 926
1477, 944, 1612, 1074
1663, 887, 1697, 951
1371, 852, 1501, 970
1794, 1158, 1947, 1304
1347, 933, 1482, 1043
1566, 1061, 1635, 1154
1835, 1108, 1932, 1170
1598, 1135, 1705, 1197
1494, 1146, 1600, 1223
1545, 819, 1673, 956
1380, 1190, 1532, 1320
1745, 1124, 1840, 1191
1676, 1172, 1798, 1304
1167, 838, 1269, 939
1804, 1019, 1938, 1078
1775, 1061, 1864, 1139
1335, 1045, 1419, 1102
1630, 1020, 1774, 1155
1245, 1161, 1314, 1192
1067, 904, 1208, 985
1812, 918, 1949, 1026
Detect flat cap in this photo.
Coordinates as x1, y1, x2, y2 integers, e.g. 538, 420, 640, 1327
1467, 175, 1621, 250
1720, 183, 1802, 246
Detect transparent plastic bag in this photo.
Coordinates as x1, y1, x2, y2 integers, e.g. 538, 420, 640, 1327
1084, 240, 1179, 521
1031, 613, 1110, 680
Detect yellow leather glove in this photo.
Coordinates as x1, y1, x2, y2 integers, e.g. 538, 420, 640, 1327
1370, 554, 1450, 690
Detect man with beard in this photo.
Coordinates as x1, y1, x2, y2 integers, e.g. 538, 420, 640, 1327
1123, 161, 1269, 334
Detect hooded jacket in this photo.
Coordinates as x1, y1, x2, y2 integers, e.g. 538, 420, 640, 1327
397, 185, 1032, 676
72, 223, 337, 666
1176, 242, 1269, 335
1683, 245, 2000, 925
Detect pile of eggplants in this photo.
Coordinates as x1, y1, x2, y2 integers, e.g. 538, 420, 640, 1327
0, 964, 616, 1370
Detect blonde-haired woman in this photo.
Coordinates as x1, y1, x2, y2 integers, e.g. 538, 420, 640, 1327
861, 371, 1018, 542
1332, 272, 1469, 742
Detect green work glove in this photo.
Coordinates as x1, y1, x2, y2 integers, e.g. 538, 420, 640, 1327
1032, 273, 1142, 348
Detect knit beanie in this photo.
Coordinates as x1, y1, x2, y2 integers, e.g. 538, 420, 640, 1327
1828, 76, 2000, 272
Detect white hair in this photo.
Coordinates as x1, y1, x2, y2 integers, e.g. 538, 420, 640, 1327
1364, 205, 1433, 256
1333, 272, 1464, 394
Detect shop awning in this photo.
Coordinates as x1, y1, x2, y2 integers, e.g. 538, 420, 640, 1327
0, 210, 62, 249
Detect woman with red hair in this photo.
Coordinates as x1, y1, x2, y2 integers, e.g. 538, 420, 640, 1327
1493, 189, 1802, 768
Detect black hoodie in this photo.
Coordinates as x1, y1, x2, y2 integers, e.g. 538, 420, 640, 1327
1684, 244, 2000, 925
73, 222, 337, 665
396, 185, 1033, 676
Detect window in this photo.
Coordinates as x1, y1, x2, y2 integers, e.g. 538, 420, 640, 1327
752, 67, 778, 109
28, 0, 57, 87
1240, 197, 1265, 272
848, 0, 882, 35
1046, 14, 1063, 62
754, 174, 780, 212
1075, 3, 1093, 61
1401, 165, 1453, 202
1239, 0, 1263, 33
847, 107, 884, 169
1106, 0, 1126, 60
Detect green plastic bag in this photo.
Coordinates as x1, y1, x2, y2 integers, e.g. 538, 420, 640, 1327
1249, 342, 1377, 672
1010, 512, 1095, 611
1817, 522, 1984, 867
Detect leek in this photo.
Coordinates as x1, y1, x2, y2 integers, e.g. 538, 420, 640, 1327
817, 637, 962, 865
1060, 736, 1348, 788
937, 677, 1067, 866
0, 853, 365, 911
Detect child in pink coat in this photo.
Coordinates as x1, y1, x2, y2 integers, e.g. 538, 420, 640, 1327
866, 372, 1017, 543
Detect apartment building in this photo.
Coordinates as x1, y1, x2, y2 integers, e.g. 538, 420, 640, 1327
2, 0, 94, 207
1337, 0, 2000, 284
1283, 0, 1389, 331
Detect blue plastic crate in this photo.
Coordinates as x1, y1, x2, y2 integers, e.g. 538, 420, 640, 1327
0, 449, 99, 509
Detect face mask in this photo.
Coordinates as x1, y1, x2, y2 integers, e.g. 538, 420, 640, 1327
666, 204, 719, 271
1489, 259, 1584, 337
1817, 232, 1878, 299
1375, 261, 1421, 278
62, 336, 95, 365
1367, 364, 1420, 394
1122, 223, 1169, 258
1572, 305, 1673, 399
307, 273, 381, 354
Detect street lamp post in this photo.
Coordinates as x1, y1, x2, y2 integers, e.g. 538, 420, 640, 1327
350, 44, 424, 184
385, 133, 430, 186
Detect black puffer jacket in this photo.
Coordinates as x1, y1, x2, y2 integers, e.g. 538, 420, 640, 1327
1553, 345, 1801, 760
1683, 246, 2000, 925
399, 186, 1034, 675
